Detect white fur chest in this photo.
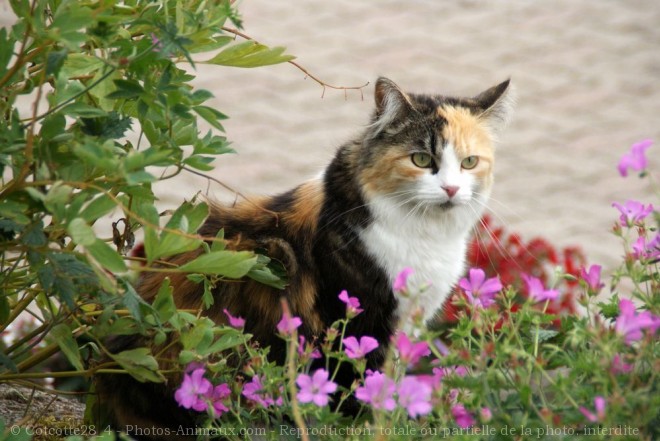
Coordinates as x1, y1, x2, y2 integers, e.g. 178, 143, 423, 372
359, 198, 477, 331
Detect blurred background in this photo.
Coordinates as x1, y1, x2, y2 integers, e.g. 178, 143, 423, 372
3, 0, 660, 270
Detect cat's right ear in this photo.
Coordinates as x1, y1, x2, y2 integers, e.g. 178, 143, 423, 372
370, 77, 414, 135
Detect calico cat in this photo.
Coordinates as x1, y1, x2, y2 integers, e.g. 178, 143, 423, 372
95, 77, 513, 438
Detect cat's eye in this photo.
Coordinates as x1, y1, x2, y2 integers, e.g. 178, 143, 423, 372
411, 152, 433, 168
461, 156, 479, 170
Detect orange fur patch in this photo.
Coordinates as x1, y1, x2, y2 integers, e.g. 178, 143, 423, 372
438, 105, 495, 185
359, 149, 423, 196
283, 180, 324, 235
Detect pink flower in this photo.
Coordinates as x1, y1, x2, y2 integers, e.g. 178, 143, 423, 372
393, 267, 414, 292
394, 332, 430, 367
480, 407, 493, 422
174, 368, 212, 412
338, 290, 363, 317
522, 274, 559, 303
579, 265, 605, 295
617, 139, 652, 177
417, 367, 445, 391
355, 371, 396, 411
223, 308, 246, 328
207, 383, 231, 416
298, 335, 321, 360
612, 200, 654, 226
615, 299, 660, 345
397, 376, 433, 418
610, 354, 633, 375
452, 404, 475, 428
458, 268, 502, 309
631, 234, 660, 261
437, 365, 468, 379
242, 375, 282, 408
296, 369, 337, 407
276, 312, 302, 336
343, 335, 379, 359
580, 396, 606, 422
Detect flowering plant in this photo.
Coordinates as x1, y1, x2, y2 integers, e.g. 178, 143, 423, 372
159, 140, 658, 440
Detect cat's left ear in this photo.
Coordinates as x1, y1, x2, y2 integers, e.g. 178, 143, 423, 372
473, 79, 515, 136
370, 77, 415, 135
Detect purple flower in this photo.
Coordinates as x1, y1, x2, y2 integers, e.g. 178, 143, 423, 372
458, 268, 502, 309
223, 308, 246, 328
184, 362, 206, 374
208, 383, 231, 416
150, 33, 163, 52
434, 339, 450, 357
355, 371, 396, 411
393, 267, 414, 292
610, 354, 633, 375
617, 139, 652, 177
242, 375, 282, 408
580, 396, 606, 422
174, 368, 212, 412
522, 274, 559, 303
343, 335, 379, 359
394, 332, 430, 367
298, 335, 321, 360
579, 265, 605, 295
452, 404, 475, 428
276, 312, 302, 336
615, 299, 660, 345
397, 376, 433, 418
631, 233, 660, 261
612, 200, 654, 226
338, 290, 363, 317
296, 369, 337, 407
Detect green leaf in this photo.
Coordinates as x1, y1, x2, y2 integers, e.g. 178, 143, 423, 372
210, 229, 226, 252
87, 240, 128, 273
247, 267, 287, 290
68, 217, 127, 272
0, 28, 12, 78
106, 79, 144, 99
60, 53, 104, 79
0, 296, 10, 325
80, 111, 132, 139
68, 217, 97, 246
62, 102, 107, 118
51, 323, 84, 371
205, 41, 295, 68
204, 331, 247, 355
193, 105, 227, 131
0, 349, 18, 374
178, 250, 257, 278
153, 278, 175, 323
46, 49, 68, 76
80, 194, 116, 222
535, 329, 559, 343
183, 155, 215, 171
111, 348, 164, 383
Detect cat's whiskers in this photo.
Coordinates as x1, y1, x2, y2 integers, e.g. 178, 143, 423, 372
466, 200, 538, 274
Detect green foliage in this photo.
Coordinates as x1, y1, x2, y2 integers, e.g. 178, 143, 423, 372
0, 0, 291, 429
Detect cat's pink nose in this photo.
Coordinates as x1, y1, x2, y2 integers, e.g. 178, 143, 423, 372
442, 185, 459, 198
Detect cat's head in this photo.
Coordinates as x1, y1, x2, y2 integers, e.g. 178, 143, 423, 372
357, 77, 514, 225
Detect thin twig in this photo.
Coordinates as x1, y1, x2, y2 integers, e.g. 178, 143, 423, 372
220, 26, 369, 98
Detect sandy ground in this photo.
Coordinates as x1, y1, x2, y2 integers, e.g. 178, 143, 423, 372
182, 0, 660, 273
3, 0, 660, 272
